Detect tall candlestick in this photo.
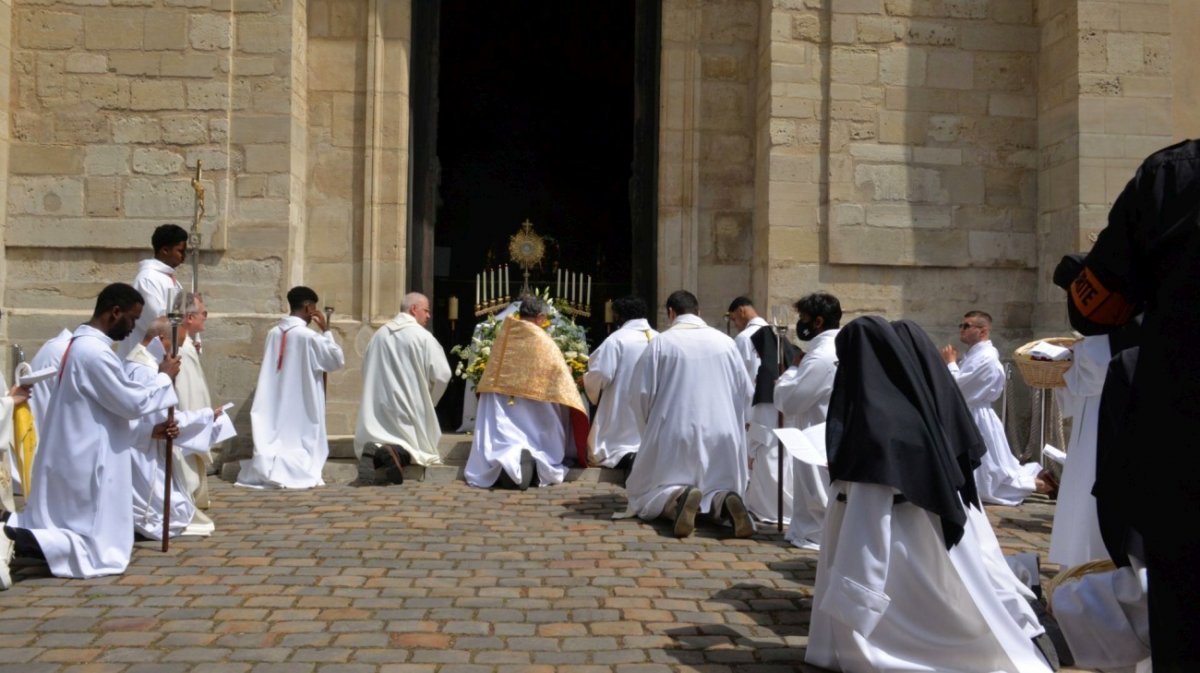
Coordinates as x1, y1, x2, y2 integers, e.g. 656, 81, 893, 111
557, 268, 562, 299
586, 275, 591, 307
504, 265, 510, 298
569, 271, 574, 304
448, 295, 459, 320
604, 299, 613, 323
475, 274, 480, 306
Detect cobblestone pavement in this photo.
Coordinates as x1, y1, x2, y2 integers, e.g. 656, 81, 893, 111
1, 480, 1092, 672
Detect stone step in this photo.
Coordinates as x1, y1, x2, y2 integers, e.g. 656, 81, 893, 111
221, 432, 625, 486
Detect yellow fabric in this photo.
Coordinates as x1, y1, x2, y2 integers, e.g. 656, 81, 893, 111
477, 316, 585, 414
13, 401, 36, 505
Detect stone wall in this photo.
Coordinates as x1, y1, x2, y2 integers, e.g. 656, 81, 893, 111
658, 0, 760, 325
752, 0, 1042, 346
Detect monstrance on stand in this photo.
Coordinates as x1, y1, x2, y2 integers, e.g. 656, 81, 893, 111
508, 219, 545, 296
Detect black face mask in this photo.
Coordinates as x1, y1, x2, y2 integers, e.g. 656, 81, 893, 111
796, 319, 817, 341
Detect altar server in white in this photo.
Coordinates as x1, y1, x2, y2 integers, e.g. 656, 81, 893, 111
808, 317, 1053, 673
124, 319, 229, 540
28, 327, 71, 441
583, 295, 657, 471
624, 290, 755, 538
354, 292, 451, 478
176, 293, 215, 513
2, 284, 180, 584
238, 286, 345, 490
464, 294, 589, 490
773, 292, 841, 550
1049, 334, 1111, 567
729, 296, 794, 525
942, 310, 1043, 506
120, 224, 188, 358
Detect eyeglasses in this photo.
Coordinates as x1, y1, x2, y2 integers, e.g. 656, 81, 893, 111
959, 323, 981, 330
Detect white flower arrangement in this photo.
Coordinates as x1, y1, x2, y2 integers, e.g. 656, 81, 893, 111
451, 287, 590, 389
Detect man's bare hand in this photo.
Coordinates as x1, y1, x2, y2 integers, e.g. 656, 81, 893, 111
159, 354, 181, 381
152, 419, 179, 440
940, 344, 958, 365
310, 307, 328, 332
212, 405, 224, 418
8, 384, 30, 405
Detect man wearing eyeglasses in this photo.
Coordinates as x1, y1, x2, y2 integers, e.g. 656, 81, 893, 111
941, 311, 1045, 506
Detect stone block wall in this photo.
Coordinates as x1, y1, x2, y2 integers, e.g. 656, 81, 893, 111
658, 0, 760, 324
751, 0, 1042, 343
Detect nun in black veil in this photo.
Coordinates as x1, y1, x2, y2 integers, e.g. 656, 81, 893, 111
805, 316, 1054, 673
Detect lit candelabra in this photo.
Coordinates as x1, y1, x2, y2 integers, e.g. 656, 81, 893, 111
474, 265, 512, 317
554, 267, 591, 318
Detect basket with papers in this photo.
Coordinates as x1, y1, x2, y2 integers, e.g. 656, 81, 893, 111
1013, 337, 1075, 389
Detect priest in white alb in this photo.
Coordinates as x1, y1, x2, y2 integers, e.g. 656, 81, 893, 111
354, 292, 451, 484
464, 294, 589, 491
124, 318, 231, 540
729, 296, 794, 526
773, 291, 841, 551
238, 286, 345, 490
622, 290, 755, 538
119, 224, 188, 359
175, 293, 216, 518
2, 284, 180, 585
942, 310, 1044, 506
583, 295, 657, 473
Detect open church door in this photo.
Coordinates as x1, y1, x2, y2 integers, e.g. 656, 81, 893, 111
410, 1, 660, 431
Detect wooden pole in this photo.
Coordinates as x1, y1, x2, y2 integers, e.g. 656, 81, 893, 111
162, 320, 181, 552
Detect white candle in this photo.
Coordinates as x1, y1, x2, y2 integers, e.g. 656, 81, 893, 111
448, 295, 458, 320
486, 269, 492, 303
504, 265, 510, 297
557, 268, 562, 299
475, 274, 480, 306
586, 275, 591, 306
568, 271, 574, 304
604, 299, 614, 323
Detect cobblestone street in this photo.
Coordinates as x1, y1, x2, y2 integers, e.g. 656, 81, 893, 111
1, 479, 1087, 672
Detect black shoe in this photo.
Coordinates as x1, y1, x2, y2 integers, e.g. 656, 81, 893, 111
518, 450, 535, 491
616, 453, 636, 474
722, 493, 755, 539
672, 487, 702, 538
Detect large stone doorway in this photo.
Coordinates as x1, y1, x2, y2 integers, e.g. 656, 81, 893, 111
410, 0, 660, 429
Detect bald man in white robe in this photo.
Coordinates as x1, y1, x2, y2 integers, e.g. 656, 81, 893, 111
355, 292, 451, 482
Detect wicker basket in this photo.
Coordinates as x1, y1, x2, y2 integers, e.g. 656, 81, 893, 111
1044, 559, 1117, 615
1013, 337, 1076, 389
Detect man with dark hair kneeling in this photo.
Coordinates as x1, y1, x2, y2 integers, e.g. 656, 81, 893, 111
3, 283, 180, 587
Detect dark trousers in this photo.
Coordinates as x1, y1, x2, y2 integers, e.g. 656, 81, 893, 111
4, 525, 46, 560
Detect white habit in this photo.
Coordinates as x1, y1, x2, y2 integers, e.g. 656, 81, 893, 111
354, 312, 452, 465
176, 335, 213, 510
583, 318, 657, 467
773, 328, 838, 550
10, 325, 177, 578
1049, 335, 1110, 567
239, 316, 345, 489
806, 481, 1053, 673
625, 314, 753, 519
949, 340, 1040, 506
0, 385, 15, 513
465, 393, 572, 487
735, 317, 794, 524
124, 345, 227, 540
119, 259, 182, 359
